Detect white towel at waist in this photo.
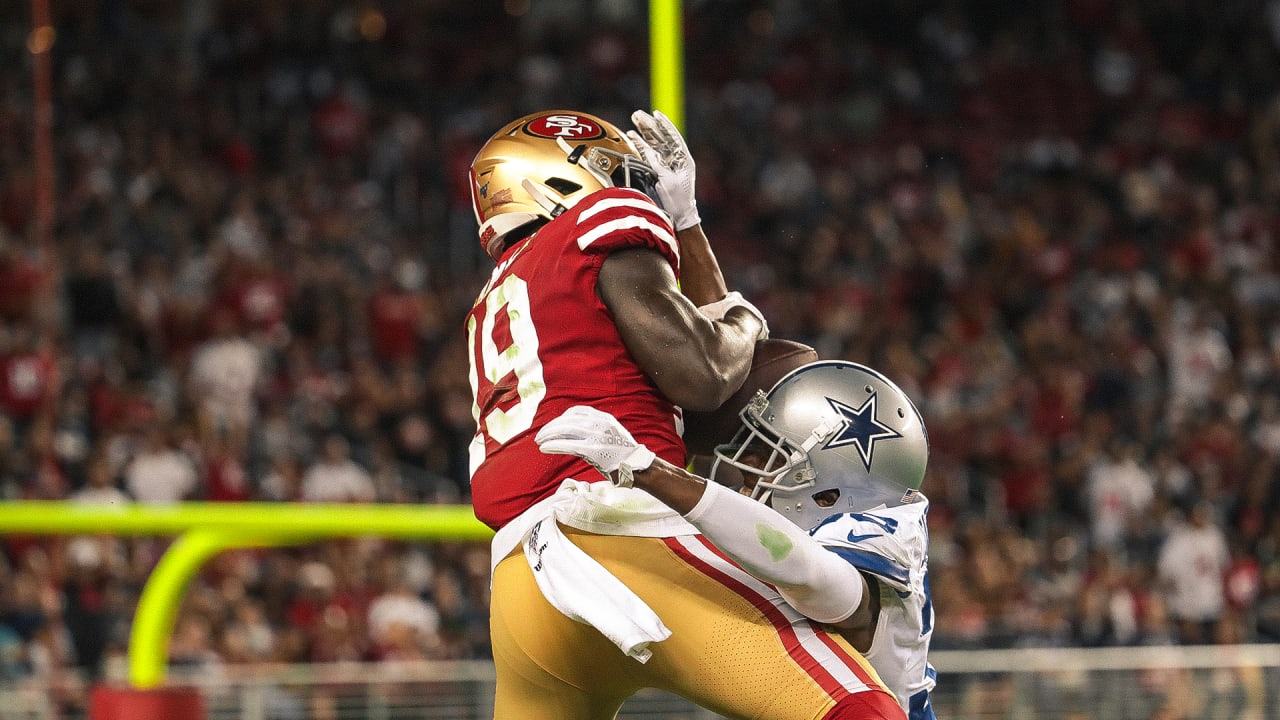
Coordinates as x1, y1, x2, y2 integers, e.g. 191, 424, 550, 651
491, 479, 699, 662
523, 516, 670, 662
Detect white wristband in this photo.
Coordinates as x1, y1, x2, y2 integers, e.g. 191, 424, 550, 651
613, 445, 656, 488
696, 291, 769, 341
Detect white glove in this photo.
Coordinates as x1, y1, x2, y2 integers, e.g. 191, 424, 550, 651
535, 406, 657, 488
697, 291, 770, 341
628, 109, 701, 231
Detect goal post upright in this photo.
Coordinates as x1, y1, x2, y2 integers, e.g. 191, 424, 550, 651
649, 0, 685, 130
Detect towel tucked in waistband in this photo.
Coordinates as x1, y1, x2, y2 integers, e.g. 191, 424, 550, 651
522, 516, 672, 662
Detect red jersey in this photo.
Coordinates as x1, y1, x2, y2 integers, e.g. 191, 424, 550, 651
466, 187, 686, 529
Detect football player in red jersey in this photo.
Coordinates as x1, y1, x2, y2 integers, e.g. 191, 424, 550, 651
466, 109, 904, 720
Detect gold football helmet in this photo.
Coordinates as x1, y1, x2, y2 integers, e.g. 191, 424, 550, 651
469, 110, 660, 259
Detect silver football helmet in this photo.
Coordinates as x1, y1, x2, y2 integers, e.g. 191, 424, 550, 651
712, 360, 929, 530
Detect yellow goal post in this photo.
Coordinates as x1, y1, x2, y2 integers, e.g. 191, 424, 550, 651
0, 501, 493, 689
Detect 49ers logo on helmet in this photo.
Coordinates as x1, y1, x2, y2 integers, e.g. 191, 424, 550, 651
525, 114, 605, 140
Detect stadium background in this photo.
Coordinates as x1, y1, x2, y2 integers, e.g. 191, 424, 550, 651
2, 0, 1280, 717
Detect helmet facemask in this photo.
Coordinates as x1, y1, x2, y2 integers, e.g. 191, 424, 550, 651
712, 390, 838, 528
555, 136, 661, 206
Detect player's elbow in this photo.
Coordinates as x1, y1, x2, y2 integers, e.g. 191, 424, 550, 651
659, 362, 745, 411
780, 552, 872, 625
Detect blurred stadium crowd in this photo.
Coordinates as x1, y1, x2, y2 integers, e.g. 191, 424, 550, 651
1, 0, 1280, 701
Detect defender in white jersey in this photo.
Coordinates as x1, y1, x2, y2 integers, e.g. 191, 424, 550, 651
536, 361, 938, 719
807, 498, 936, 718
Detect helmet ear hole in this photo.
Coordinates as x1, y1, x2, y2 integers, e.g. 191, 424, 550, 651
544, 178, 582, 195
812, 489, 840, 508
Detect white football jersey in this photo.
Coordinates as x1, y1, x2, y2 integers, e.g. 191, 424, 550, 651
809, 495, 937, 720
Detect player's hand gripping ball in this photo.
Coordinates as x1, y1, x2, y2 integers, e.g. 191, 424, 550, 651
681, 338, 819, 456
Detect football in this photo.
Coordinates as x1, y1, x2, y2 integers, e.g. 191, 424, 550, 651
681, 338, 819, 456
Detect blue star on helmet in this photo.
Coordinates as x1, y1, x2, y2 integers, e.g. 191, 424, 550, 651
824, 394, 902, 470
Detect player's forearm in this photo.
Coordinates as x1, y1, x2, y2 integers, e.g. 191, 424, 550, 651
632, 464, 866, 624
675, 225, 729, 307
628, 457, 710, 514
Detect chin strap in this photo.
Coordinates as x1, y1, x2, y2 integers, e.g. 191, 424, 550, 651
801, 418, 840, 452
521, 179, 567, 218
